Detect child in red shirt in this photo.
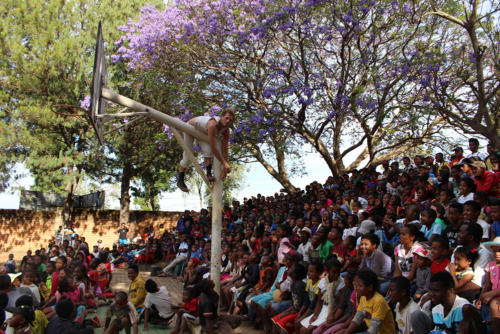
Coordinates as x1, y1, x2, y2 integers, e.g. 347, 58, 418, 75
430, 236, 451, 275
342, 236, 359, 272
170, 287, 199, 334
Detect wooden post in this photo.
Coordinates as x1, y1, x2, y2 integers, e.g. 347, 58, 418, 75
210, 140, 223, 296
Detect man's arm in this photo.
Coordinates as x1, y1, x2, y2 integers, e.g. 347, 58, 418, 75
143, 307, 149, 330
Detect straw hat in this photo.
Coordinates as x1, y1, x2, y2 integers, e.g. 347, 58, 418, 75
483, 236, 500, 252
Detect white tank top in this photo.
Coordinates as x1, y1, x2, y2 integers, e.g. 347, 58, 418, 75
193, 116, 223, 134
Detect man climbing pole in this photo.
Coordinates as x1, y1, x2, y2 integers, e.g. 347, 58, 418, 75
176, 108, 235, 192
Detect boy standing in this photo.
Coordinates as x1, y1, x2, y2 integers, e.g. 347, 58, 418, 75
6, 254, 15, 274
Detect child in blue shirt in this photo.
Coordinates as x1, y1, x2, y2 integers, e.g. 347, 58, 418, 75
420, 209, 442, 241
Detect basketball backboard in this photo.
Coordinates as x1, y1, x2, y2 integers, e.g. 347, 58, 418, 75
89, 22, 107, 144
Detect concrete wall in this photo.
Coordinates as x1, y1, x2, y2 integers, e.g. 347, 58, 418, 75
0, 209, 180, 262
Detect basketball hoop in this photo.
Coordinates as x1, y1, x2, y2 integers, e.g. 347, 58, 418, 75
50, 104, 89, 123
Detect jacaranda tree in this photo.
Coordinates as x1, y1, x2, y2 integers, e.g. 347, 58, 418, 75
418, 0, 500, 149
115, 0, 470, 189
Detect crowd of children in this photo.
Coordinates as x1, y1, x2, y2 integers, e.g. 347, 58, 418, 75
1, 138, 500, 334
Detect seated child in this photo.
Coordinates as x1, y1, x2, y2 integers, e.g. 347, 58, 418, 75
293, 261, 323, 333
272, 263, 308, 334
341, 236, 359, 272
142, 279, 174, 330
180, 258, 202, 288
43, 275, 86, 320
20, 272, 41, 305
336, 269, 394, 334
15, 295, 48, 334
313, 271, 355, 334
419, 209, 441, 242
0, 303, 35, 334
74, 263, 100, 318
413, 248, 432, 301
88, 260, 112, 301
239, 255, 275, 315
39, 262, 55, 303
430, 236, 450, 275
46, 298, 90, 334
448, 246, 480, 302
104, 291, 139, 334
170, 286, 199, 334
481, 238, 500, 332
388, 276, 419, 334
299, 258, 343, 334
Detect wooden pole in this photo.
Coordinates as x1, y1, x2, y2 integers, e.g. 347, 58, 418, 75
210, 140, 223, 296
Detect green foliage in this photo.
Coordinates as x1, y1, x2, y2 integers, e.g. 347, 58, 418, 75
0, 0, 168, 202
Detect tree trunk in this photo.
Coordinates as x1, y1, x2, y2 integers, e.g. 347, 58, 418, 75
62, 191, 74, 226
120, 162, 132, 226
300, 129, 343, 177
489, 133, 500, 152
247, 143, 296, 193
62, 169, 78, 226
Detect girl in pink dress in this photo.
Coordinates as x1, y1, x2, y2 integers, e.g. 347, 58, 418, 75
481, 237, 500, 333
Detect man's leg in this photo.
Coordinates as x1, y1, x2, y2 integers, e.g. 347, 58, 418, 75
201, 141, 214, 181
204, 157, 214, 181
177, 133, 195, 192
163, 255, 187, 274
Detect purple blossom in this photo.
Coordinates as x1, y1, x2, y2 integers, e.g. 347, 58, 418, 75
355, 98, 366, 108
343, 14, 353, 23
209, 105, 221, 115
360, 6, 371, 14
251, 114, 265, 124
262, 88, 276, 98
468, 52, 476, 63
80, 95, 91, 109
